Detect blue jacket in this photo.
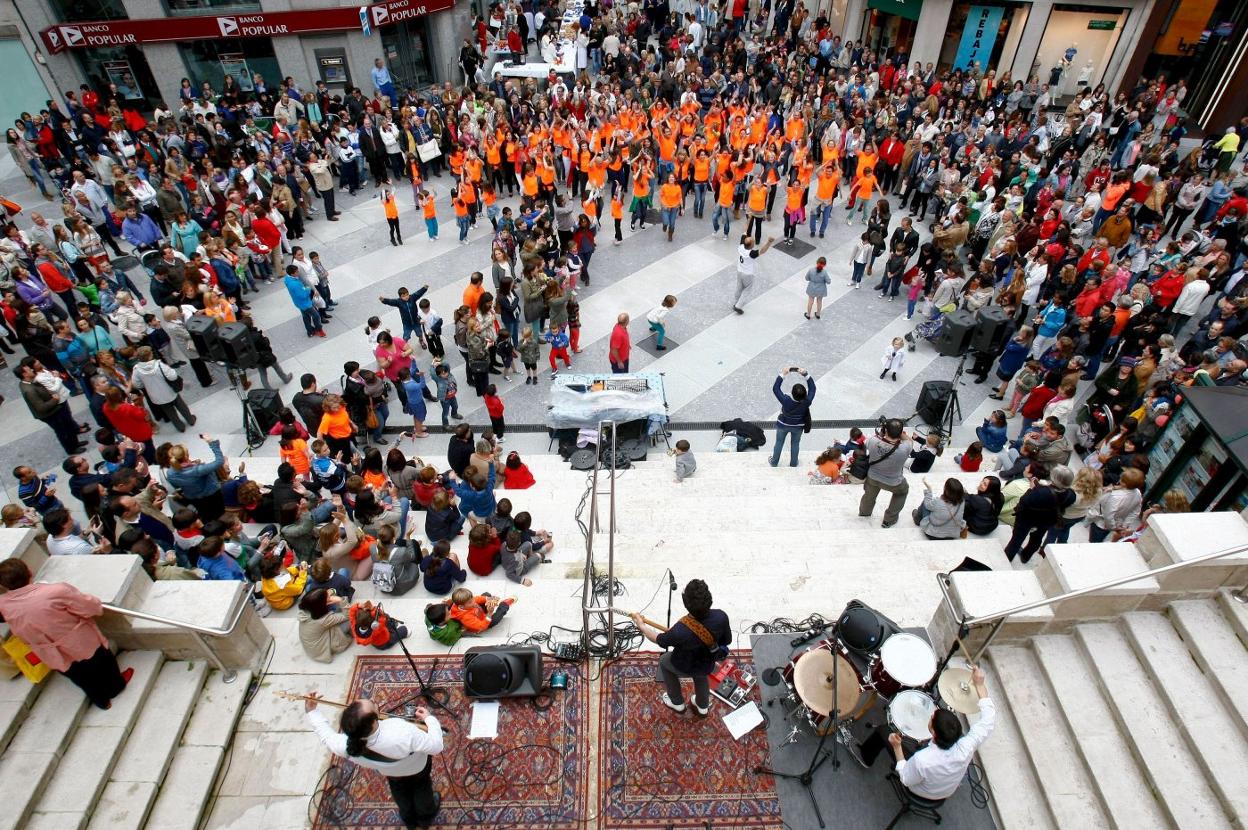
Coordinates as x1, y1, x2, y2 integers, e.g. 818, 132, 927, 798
773, 375, 815, 429
975, 420, 1009, 453
285, 275, 315, 311
165, 440, 224, 499
997, 339, 1030, 378
452, 463, 497, 518
210, 257, 239, 295
380, 286, 429, 330
121, 214, 162, 247
200, 552, 247, 581
1035, 304, 1067, 338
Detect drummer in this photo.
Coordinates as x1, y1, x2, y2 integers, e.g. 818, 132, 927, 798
890, 666, 996, 801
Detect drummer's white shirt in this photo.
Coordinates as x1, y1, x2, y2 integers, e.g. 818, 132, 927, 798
896, 698, 996, 800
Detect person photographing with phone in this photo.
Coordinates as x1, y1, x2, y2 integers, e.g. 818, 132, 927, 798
305, 691, 445, 829
770, 366, 816, 467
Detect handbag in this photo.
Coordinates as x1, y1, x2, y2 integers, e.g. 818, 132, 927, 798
417, 139, 442, 162
366, 404, 379, 431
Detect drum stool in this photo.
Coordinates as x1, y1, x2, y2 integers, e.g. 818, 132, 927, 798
885, 772, 944, 829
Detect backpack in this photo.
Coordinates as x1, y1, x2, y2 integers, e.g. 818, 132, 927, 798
372, 559, 396, 594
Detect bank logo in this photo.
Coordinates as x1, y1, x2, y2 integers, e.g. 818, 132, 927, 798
372, 5, 389, 26
217, 16, 239, 36
60, 26, 83, 46
47, 29, 61, 48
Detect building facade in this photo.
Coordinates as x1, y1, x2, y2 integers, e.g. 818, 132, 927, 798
8, 0, 473, 113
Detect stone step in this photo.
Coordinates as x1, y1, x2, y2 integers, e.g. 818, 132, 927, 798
1217, 589, 1248, 645
1121, 612, 1248, 824
1075, 622, 1233, 829
109, 661, 209, 787
974, 661, 1058, 830
989, 645, 1110, 828
0, 670, 91, 830
25, 651, 164, 830
1168, 599, 1248, 740
1030, 635, 1170, 830
88, 669, 252, 830
0, 671, 43, 755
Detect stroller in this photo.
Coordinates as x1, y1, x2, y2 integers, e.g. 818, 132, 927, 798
904, 310, 947, 351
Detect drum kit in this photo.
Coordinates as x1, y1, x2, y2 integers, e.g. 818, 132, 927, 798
773, 602, 983, 751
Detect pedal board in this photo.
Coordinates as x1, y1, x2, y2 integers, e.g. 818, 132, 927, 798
552, 641, 586, 662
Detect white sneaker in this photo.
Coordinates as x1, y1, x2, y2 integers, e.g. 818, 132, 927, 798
660, 693, 687, 713
692, 699, 710, 716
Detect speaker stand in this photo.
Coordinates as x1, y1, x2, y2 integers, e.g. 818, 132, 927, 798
938, 353, 967, 449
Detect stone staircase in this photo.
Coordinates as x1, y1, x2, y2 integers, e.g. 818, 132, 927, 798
969, 510, 1248, 829
0, 652, 251, 830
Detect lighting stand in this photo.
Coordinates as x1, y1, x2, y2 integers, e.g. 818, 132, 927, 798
756, 662, 843, 828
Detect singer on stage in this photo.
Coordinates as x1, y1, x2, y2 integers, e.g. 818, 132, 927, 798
631, 579, 731, 716
305, 692, 445, 830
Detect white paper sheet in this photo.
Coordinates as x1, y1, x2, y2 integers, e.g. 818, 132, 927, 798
469, 700, 500, 739
722, 700, 764, 741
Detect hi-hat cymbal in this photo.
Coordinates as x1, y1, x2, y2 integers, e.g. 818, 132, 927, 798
937, 667, 981, 714
792, 650, 861, 716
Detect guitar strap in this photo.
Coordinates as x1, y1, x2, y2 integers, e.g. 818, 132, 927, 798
679, 614, 717, 650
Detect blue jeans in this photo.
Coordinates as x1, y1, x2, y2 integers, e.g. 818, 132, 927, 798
660, 207, 678, 229
712, 204, 731, 235
657, 159, 674, 182
300, 307, 322, 335
693, 183, 707, 214
852, 261, 866, 284
809, 204, 831, 235
649, 321, 666, 346
770, 424, 803, 467
371, 402, 389, 441
440, 396, 459, 426
425, 217, 438, 239
457, 215, 469, 241
906, 297, 918, 319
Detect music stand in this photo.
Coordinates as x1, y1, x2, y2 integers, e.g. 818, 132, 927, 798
756, 653, 844, 828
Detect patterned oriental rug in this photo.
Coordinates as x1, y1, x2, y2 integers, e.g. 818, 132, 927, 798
311, 653, 590, 830
597, 652, 783, 829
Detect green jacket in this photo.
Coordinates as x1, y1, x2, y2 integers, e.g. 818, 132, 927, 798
425, 617, 463, 646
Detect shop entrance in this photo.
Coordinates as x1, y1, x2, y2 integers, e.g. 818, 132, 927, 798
1030, 5, 1127, 98
74, 45, 160, 110
380, 20, 436, 92
1138, 0, 1248, 122
861, 0, 920, 58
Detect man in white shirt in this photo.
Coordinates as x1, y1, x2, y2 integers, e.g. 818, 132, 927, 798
891, 666, 996, 801
306, 693, 445, 829
732, 234, 776, 314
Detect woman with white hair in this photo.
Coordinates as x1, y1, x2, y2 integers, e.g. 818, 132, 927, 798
113, 290, 149, 347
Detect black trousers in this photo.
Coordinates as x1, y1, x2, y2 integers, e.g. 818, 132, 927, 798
63, 645, 127, 708
387, 756, 438, 828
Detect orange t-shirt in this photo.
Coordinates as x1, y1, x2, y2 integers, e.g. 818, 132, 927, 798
854, 174, 878, 198
422, 197, 437, 219
694, 158, 711, 182
816, 170, 840, 201
383, 195, 398, 219
611, 197, 623, 219
785, 184, 803, 212
318, 408, 353, 439
659, 183, 682, 209
463, 282, 484, 313
717, 179, 735, 207
280, 439, 310, 475
747, 184, 767, 212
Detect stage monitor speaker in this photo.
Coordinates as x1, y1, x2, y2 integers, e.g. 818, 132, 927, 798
916, 380, 953, 425
186, 314, 224, 361
971, 305, 1011, 353
935, 309, 977, 356
463, 645, 544, 698
218, 322, 258, 370
246, 388, 284, 432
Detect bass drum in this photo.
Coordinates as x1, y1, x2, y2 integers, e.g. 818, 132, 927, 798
782, 641, 875, 735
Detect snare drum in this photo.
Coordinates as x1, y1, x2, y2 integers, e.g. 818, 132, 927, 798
868, 632, 937, 698
782, 641, 875, 734
888, 689, 938, 741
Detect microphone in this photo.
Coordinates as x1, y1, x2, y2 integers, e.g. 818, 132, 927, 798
790, 625, 827, 648
667, 569, 677, 591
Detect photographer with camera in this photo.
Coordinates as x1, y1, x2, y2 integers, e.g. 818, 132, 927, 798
770, 366, 816, 468
858, 418, 914, 528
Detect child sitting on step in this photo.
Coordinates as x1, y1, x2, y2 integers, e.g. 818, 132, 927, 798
446, 588, 514, 634
502, 529, 545, 586
808, 447, 845, 484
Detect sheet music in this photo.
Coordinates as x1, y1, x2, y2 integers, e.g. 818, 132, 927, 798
469, 700, 500, 739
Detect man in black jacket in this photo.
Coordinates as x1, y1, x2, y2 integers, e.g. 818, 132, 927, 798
17, 358, 86, 453
292, 374, 327, 434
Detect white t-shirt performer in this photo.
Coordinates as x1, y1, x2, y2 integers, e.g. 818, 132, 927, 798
306, 693, 446, 828
891, 666, 997, 800
733, 235, 776, 314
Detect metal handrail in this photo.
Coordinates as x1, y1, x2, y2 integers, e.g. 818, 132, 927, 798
938, 541, 1248, 662
101, 582, 251, 683
580, 420, 618, 654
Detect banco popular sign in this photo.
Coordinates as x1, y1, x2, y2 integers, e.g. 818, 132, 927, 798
41, 0, 452, 54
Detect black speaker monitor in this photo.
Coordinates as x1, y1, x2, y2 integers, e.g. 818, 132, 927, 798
916, 380, 953, 425
463, 645, 544, 698
186, 314, 224, 361
246, 389, 284, 433
218, 321, 258, 370
971, 305, 1011, 353
936, 309, 977, 357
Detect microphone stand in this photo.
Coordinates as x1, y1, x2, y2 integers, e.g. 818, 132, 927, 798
756, 663, 843, 828
389, 637, 452, 716
655, 568, 677, 683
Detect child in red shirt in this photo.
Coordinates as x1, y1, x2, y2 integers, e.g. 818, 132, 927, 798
955, 441, 984, 472
484, 384, 506, 440
466, 523, 502, 576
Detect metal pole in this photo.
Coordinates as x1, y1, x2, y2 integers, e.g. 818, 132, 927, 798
1232, 584, 1248, 604
607, 422, 618, 656
970, 619, 1007, 664
189, 631, 238, 683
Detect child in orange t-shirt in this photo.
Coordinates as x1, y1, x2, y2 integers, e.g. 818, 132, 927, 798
808, 447, 844, 484
278, 426, 311, 477
421, 191, 438, 241
847, 166, 878, 223
446, 588, 515, 633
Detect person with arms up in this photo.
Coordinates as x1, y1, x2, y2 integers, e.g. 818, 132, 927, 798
770, 366, 815, 467
305, 692, 445, 829
630, 579, 730, 716
891, 666, 995, 801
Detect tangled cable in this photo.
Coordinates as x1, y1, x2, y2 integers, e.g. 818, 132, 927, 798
747, 613, 834, 635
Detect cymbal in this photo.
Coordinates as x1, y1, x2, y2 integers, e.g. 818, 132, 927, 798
792, 649, 862, 717
937, 667, 981, 714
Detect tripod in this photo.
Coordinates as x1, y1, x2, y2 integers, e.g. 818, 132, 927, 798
226, 365, 267, 451
937, 352, 968, 449
756, 663, 844, 828
389, 637, 453, 716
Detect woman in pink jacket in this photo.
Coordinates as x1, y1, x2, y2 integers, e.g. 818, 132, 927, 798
0, 560, 133, 709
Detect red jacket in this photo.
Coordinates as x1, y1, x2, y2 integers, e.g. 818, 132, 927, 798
467, 535, 501, 576
1150, 271, 1186, 309
484, 394, 504, 418
105, 401, 154, 442
1020, 386, 1057, 420
37, 262, 74, 293
879, 137, 905, 166
502, 463, 535, 490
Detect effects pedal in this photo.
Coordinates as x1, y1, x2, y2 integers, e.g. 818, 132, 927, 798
552, 641, 586, 662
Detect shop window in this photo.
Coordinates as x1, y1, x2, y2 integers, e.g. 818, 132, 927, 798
165, 0, 261, 17
49, 0, 127, 22
380, 19, 436, 91
178, 38, 281, 100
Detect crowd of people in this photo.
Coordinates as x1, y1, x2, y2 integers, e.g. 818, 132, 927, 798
0, 0, 1246, 803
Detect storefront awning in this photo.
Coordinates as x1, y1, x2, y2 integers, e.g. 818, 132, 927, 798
867, 0, 923, 22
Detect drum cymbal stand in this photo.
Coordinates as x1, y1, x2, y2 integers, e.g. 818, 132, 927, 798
756, 664, 844, 828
